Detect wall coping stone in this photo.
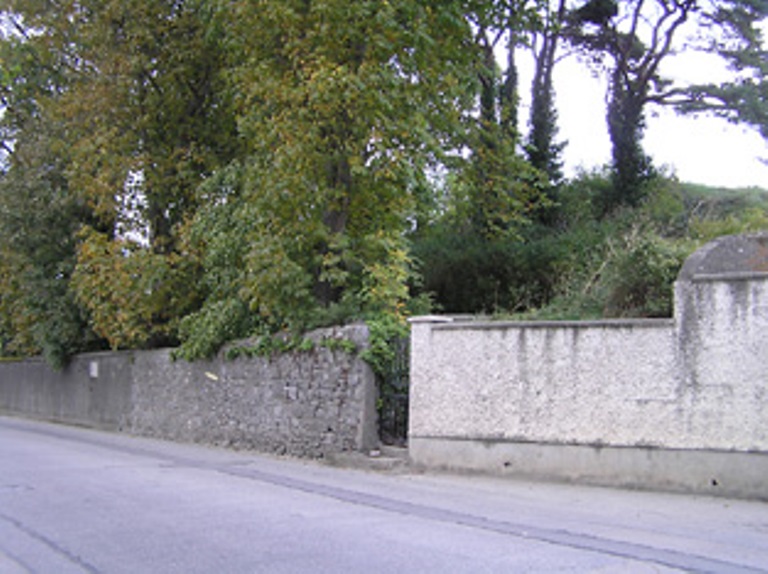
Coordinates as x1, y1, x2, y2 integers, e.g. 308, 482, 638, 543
409, 315, 455, 324
678, 232, 768, 281
411, 316, 673, 331
691, 271, 768, 283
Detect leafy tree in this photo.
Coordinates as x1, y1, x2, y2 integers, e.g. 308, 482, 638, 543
7, 0, 239, 349
679, 0, 768, 141
526, 0, 568, 186
566, 0, 767, 211
412, 222, 567, 314
565, 0, 693, 209
407, 0, 554, 318
219, 0, 475, 331
4, 0, 763, 365
174, 162, 257, 359
0, 118, 99, 366
0, 0, 241, 355
458, 0, 549, 237
0, 9, 104, 366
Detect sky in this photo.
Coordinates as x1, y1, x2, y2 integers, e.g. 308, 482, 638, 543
547, 58, 768, 189
528, 33, 768, 191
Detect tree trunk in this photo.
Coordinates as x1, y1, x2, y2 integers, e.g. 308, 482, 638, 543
606, 70, 652, 211
499, 31, 518, 143
528, 0, 566, 183
314, 155, 352, 308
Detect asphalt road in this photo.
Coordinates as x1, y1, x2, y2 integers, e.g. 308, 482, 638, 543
1, 416, 767, 574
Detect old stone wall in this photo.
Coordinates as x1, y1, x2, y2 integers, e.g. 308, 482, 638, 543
0, 325, 377, 457
409, 234, 768, 499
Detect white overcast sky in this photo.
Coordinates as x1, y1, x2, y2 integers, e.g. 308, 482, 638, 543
517, 14, 768, 191
542, 53, 768, 189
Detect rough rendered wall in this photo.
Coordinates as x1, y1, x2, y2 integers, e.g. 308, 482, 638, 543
409, 318, 679, 448
674, 276, 768, 451
0, 325, 377, 457
409, 234, 768, 497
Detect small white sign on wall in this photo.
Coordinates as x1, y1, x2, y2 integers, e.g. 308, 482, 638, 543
89, 361, 99, 379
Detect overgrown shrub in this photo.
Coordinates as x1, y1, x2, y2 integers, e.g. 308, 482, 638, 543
516, 173, 719, 320
602, 231, 691, 317
414, 171, 730, 321
411, 226, 567, 314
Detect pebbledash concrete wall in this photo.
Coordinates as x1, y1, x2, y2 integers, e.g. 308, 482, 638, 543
409, 233, 768, 499
0, 325, 378, 457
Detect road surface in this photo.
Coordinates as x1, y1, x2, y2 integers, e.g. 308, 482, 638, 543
1, 416, 767, 573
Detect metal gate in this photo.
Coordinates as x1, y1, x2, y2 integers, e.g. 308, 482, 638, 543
378, 337, 409, 446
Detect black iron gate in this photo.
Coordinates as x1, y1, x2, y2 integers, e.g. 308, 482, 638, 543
378, 337, 409, 446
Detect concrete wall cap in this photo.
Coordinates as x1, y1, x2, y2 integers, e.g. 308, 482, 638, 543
427, 318, 672, 330
691, 270, 768, 283
408, 316, 455, 324
678, 232, 768, 282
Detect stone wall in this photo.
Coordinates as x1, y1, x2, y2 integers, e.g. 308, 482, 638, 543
409, 234, 768, 499
0, 325, 378, 457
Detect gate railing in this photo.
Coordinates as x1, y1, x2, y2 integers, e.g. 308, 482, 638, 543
377, 336, 409, 446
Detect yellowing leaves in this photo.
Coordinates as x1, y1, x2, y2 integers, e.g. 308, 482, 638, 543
72, 227, 194, 350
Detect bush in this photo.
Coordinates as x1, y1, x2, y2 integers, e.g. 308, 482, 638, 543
602, 231, 691, 317
411, 226, 567, 315
175, 298, 255, 360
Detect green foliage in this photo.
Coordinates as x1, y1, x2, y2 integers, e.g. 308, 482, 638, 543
223, 0, 473, 332
602, 230, 691, 318
1, 0, 239, 365
678, 183, 768, 219
72, 226, 200, 350
220, 333, 317, 362
0, 11, 100, 367
453, 139, 550, 238
512, 172, 768, 321
0, 115, 100, 367
219, 330, 366, 363
359, 314, 409, 380
555, 166, 616, 222
527, 0, 568, 186
175, 298, 254, 361
411, 166, 756, 322
527, 225, 691, 320
1, 0, 766, 370
605, 70, 657, 209
412, 225, 566, 314
689, 207, 768, 242
680, 1, 767, 140
173, 163, 256, 360
319, 336, 358, 355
